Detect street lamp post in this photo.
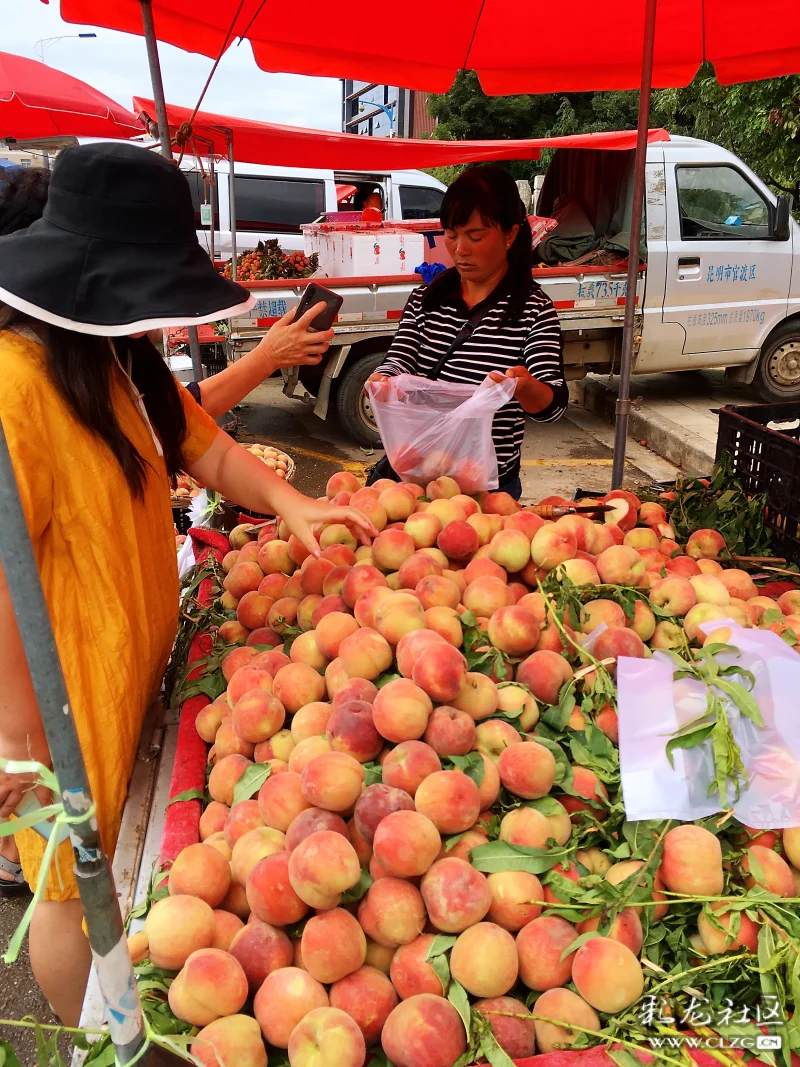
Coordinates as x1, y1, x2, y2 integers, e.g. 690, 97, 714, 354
359, 99, 396, 136
34, 33, 97, 63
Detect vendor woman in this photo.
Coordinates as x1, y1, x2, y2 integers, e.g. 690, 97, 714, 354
366, 165, 568, 499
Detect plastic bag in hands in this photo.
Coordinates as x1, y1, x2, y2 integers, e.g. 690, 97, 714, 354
616, 621, 800, 828
365, 373, 517, 492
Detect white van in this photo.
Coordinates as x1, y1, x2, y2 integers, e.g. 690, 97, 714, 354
180, 160, 447, 260
13, 136, 446, 261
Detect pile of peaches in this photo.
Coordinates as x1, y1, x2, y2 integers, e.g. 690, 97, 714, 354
134, 473, 800, 1067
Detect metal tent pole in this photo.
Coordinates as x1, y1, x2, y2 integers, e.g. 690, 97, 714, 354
227, 133, 237, 280
0, 423, 148, 1065
209, 152, 216, 266
610, 0, 658, 489
139, 1, 172, 162
140, 0, 204, 383
186, 326, 205, 382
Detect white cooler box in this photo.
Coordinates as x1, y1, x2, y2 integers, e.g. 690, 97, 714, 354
304, 224, 425, 278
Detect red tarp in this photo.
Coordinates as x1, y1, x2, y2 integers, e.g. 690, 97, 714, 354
0, 50, 143, 142
62, 0, 800, 94
132, 98, 669, 169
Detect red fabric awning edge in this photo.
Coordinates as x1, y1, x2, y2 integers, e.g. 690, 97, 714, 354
133, 97, 669, 170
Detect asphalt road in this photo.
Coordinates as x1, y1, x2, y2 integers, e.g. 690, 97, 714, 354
0, 378, 679, 1064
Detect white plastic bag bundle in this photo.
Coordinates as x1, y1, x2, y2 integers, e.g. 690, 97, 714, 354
365, 373, 516, 491
177, 491, 219, 584
617, 621, 800, 828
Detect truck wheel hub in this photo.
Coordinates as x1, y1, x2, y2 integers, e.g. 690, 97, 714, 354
360, 392, 377, 430
768, 341, 800, 386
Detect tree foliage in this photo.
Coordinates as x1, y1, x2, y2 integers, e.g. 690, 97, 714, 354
426, 66, 800, 205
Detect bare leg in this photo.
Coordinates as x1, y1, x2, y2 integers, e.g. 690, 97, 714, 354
30, 899, 92, 1026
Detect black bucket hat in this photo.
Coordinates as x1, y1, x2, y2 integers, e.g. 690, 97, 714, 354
0, 141, 253, 335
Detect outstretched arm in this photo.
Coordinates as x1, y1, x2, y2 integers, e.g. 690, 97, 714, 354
197, 302, 336, 420
188, 428, 377, 556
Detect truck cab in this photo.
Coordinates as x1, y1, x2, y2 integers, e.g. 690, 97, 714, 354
638, 136, 799, 399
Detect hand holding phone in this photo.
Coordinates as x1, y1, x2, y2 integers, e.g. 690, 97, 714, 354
292, 282, 343, 332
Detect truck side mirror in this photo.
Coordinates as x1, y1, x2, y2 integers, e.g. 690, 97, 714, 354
774, 194, 792, 240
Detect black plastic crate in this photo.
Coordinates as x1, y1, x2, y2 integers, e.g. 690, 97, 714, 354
201, 342, 228, 377
715, 401, 800, 563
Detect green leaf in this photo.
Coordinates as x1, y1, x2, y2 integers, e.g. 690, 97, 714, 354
469, 840, 572, 875
447, 752, 486, 787
430, 951, 450, 994
448, 979, 471, 1035
480, 1030, 517, 1067
0, 1043, 23, 1067
233, 762, 271, 804
376, 672, 402, 689
341, 867, 373, 903
715, 677, 766, 728
426, 935, 458, 958
559, 930, 602, 961
167, 788, 206, 806
362, 761, 383, 786
665, 723, 715, 767
524, 796, 569, 817
84, 1041, 115, 1067
365, 1050, 397, 1067
444, 832, 467, 853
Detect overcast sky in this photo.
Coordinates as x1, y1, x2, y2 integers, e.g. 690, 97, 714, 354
1, 0, 342, 129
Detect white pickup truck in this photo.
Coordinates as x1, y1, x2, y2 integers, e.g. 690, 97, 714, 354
220, 135, 799, 448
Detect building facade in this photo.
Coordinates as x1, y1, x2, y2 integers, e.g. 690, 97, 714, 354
342, 82, 436, 139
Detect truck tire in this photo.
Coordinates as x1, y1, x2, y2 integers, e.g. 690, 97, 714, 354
336, 351, 386, 448
754, 322, 800, 401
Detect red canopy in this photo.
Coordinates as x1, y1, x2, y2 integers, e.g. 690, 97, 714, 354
132, 98, 669, 169
63, 0, 800, 93
0, 50, 143, 142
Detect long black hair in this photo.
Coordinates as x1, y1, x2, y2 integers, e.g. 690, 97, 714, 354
0, 167, 51, 236
0, 305, 188, 498
435, 165, 535, 316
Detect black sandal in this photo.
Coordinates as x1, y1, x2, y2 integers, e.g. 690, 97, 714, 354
0, 852, 30, 897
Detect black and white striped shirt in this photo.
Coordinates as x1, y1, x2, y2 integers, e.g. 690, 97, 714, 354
377, 269, 568, 479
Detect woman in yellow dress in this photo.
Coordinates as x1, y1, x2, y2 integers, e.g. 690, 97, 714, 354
0, 141, 375, 1024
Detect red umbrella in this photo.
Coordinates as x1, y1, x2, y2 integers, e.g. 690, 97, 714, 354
59, 0, 800, 92
0, 49, 143, 141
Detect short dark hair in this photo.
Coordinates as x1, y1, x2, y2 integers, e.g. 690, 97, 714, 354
0, 166, 50, 235
440, 165, 533, 278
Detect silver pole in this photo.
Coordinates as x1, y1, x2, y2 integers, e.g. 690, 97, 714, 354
610, 0, 658, 490
139, 0, 172, 162
187, 325, 205, 382
209, 152, 216, 266
139, 0, 204, 381
227, 133, 237, 280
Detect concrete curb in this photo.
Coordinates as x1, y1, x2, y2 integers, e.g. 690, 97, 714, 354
569, 377, 716, 475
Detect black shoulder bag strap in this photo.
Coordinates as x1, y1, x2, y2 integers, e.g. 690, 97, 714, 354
423, 302, 489, 380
